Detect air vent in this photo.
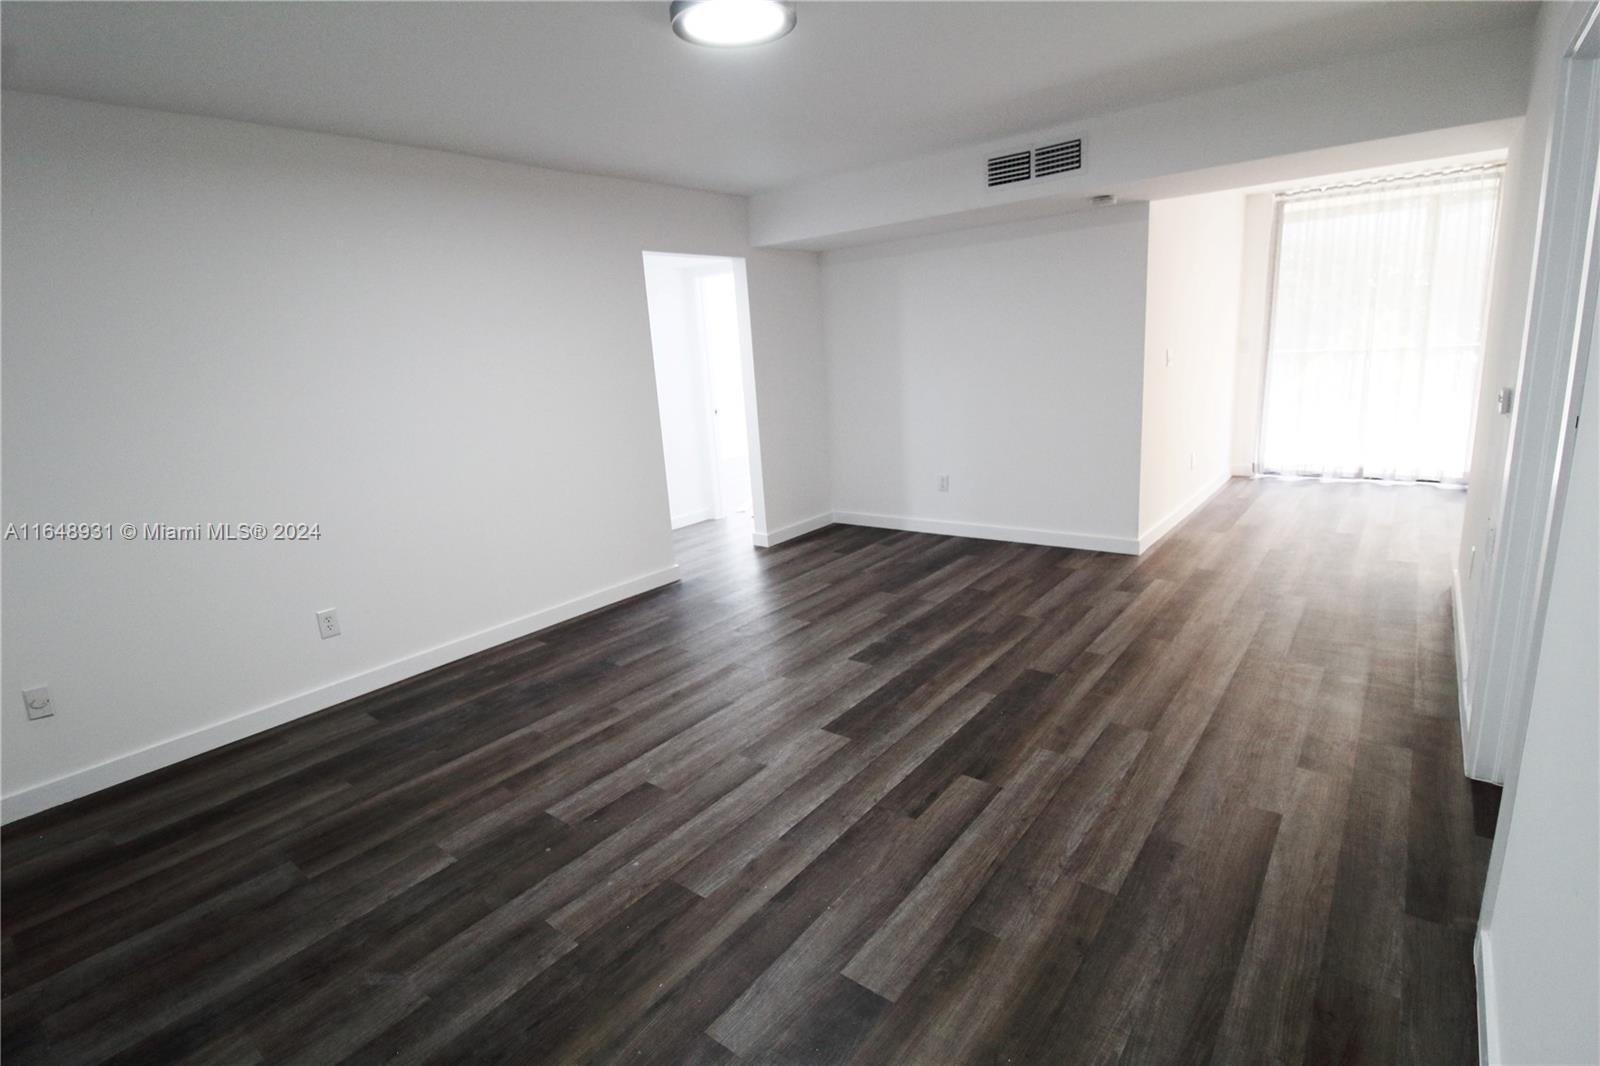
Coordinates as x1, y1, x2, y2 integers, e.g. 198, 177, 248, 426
1034, 139, 1083, 178
986, 149, 1032, 188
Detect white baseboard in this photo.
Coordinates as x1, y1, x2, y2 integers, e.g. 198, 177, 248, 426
0, 564, 681, 825
1135, 473, 1233, 554
1476, 928, 1501, 1065
670, 508, 716, 530
1230, 463, 1256, 478
753, 511, 834, 548
831, 510, 1137, 555
1452, 565, 1474, 755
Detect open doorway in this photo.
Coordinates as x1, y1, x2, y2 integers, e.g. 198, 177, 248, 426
642, 252, 758, 534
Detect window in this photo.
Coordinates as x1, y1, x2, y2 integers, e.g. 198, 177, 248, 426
1258, 167, 1502, 482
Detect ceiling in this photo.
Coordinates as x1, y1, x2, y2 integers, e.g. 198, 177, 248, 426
0, 2, 1536, 196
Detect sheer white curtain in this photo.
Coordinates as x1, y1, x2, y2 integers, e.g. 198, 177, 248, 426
1257, 168, 1502, 482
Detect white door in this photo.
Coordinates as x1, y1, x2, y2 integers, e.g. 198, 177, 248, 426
697, 270, 752, 516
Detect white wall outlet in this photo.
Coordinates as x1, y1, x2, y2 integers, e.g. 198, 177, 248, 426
1165, 347, 1173, 368
938, 474, 950, 492
23, 686, 53, 720
1189, 452, 1196, 471
316, 608, 341, 640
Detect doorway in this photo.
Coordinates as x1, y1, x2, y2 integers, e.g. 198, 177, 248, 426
642, 252, 757, 531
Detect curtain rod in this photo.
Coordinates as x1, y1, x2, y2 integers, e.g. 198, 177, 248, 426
1276, 161, 1505, 200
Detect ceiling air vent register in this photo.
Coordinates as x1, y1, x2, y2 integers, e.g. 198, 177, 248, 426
985, 139, 1084, 188
985, 149, 1032, 188
1034, 139, 1083, 177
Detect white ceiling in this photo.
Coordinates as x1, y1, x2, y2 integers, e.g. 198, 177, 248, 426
0, 1, 1535, 196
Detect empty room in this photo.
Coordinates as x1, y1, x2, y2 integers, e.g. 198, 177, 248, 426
2, 2, 1597, 1064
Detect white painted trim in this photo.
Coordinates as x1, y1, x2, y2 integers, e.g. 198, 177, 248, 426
0, 564, 681, 824
1136, 473, 1233, 554
670, 507, 716, 530
1467, 5, 1600, 784
729, 258, 772, 538
1229, 463, 1257, 478
1452, 565, 1475, 758
831, 510, 1138, 555
752, 511, 834, 548
1476, 928, 1503, 1066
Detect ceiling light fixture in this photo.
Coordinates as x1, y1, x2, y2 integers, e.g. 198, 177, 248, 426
670, 0, 796, 47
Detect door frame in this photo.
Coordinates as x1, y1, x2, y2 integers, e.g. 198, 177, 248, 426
1465, 2, 1600, 783
640, 249, 767, 538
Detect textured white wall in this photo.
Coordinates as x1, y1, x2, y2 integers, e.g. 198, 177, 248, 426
742, 249, 833, 537
823, 207, 1150, 550
1457, 4, 1589, 638
0, 92, 828, 813
1139, 191, 1247, 537
1481, 361, 1598, 1065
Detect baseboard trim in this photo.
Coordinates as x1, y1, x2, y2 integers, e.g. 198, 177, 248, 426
831, 510, 1137, 555
1136, 473, 1233, 554
753, 512, 834, 548
1452, 565, 1475, 759
1476, 928, 1501, 1065
1229, 463, 1256, 478
0, 564, 681, 825
670, 507, 716, 530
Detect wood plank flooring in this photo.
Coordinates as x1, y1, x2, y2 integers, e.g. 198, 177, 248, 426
1, 479, 1496, 1064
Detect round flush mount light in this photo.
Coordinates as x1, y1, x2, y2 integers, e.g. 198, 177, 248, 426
670, 0, 796, 47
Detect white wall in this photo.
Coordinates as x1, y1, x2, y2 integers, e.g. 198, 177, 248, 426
644, 256, 718, 528
1478, 364, 1598, 1066
823, 207, 1150, 552
1138, 191, 1246, 542
1457, 4, 1587, 641
1231, 193, 1277, 475
0, 91, 829, 818
742, 249, 833, 541
751, 27, 1533, 249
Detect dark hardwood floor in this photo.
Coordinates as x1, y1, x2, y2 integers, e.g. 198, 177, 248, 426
1, 479, 1495, 1065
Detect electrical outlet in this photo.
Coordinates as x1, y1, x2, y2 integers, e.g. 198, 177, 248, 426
1189, 452, 1196, 471
938, 474, 950, 493
23, 686, 53, 720
1165, 348, 1173, 368
316, 608, 341, 640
